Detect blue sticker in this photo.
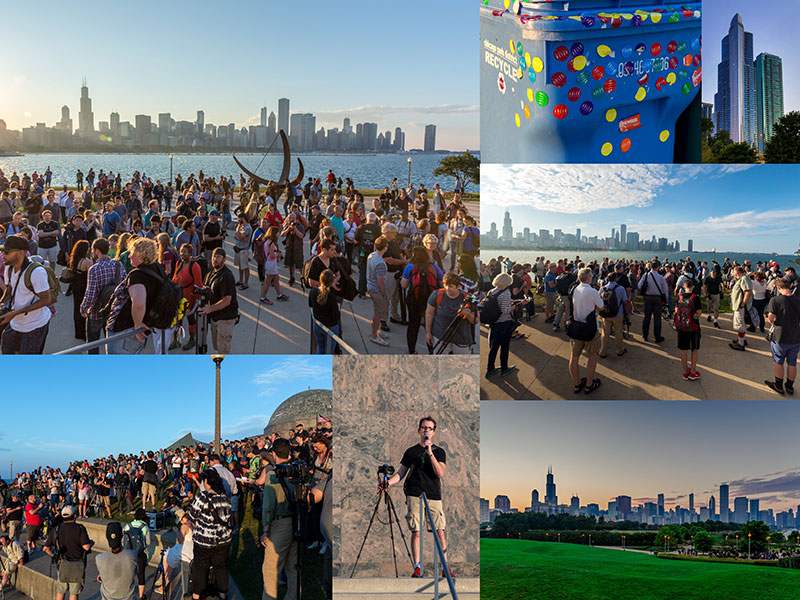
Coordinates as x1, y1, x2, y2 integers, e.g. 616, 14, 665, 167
691, 37, 700, 51
519, 56, 527, 70
606, 61, 617, 76
528, 69, 536, 83
621, 44, 633, 59
643, 58, 653, 72
571, 42, 585, 57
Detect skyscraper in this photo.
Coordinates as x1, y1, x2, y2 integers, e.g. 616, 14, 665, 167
616, 496, 632, 519
733, 497, 749, 523
545, 466, 557, 506
78, 79, 94, 136
720, 484, 729, 522
260, 106, 267, 127
619, 224, 627, 250
424, 124, 436, 152
394, 126, 403, 151
657, 493, 665, 516
688, 239, 693, 253
502, 210, 513, 241
576, 228, 581, 242
570, 495, 580, 512
494, 495, 511, 512
689, 493, 694, 516
57, 106, 72, 134
714, 14, 756, 145
278, 98, 290, 134
749, 498, 759, 521
158, 113, 171, 134
755, 52, 784, 153
531, 489, 539, 508
480, 498, 490, 523
110, 112, 120, 142
709, 495, 716, 520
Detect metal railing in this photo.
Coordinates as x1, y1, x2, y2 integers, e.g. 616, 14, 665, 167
419, 491, 458, 600
54, 326, 166, 354
309, 309, 358, 355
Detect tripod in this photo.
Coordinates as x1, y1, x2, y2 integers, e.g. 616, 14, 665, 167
191, 301, 209, 354
432, 307, 474, 355
350, 477, 413, 578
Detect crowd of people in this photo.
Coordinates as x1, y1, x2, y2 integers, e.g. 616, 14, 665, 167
481, 255, 800, 396
0, 419, 333, 600
0, 167, 478, 355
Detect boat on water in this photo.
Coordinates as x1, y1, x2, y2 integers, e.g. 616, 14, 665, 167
0, 151, 24, 157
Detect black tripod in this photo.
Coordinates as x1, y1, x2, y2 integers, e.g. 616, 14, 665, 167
350, 477, 413, 578
432, 308, 475, 355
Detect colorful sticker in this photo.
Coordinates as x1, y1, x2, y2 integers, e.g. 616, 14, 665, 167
573, 55, 587, 71
597, 44, 612, 58
580, 101, 594, 116
517, 42, 524, 56
551, 72, 567, 87
619, 114, 642, 132
568, 87, 581, 102
655, 77, 667, 90
571, 43, 585, 57
621, 44, 633, 59
509, 40, 516, 54
535, 91, 549, 106
604, 78, 616, 93
525, 51, 531, 67
593, 86, 605, 99
659, 130, 670, 142
555, 46, 569, 62
651, 42, 662, 56
601, 142, 613, 157
621, 138, 632, 152
638, 74, 650, 86
635, 87, 647, 102
592, 66, 605, 80
524, 105, 531, 120
666, 72, 677, 85
498, 73, 506, 94
531, 57, 544, 73
515, 113, 521, 128
576, 71, 590, 86
682, 82, 692, 95
528, 69, 537, 83
553, 105, 568, 120
667, 41, 677, 54
606, 109, 617, 122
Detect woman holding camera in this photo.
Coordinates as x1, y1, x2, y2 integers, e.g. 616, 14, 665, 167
173, 243, 203, 350
260, 226, 289, 305
189, 469, 232, 600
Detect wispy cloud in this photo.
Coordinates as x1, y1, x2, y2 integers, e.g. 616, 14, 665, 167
22, 439, 93, 453
481, 164, 756, 213
726, 467, 800, 499
173, 414, 269, 443
252, 357, 329, 387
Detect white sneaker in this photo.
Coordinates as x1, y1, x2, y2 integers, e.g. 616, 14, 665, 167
307, 541, 320, 550
370, 336, 390, 346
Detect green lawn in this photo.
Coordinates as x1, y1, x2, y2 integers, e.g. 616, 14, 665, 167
481, 539, 800, 600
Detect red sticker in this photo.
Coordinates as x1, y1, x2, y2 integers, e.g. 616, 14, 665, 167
651, 43, 662, 56
604, 78, 616, 93
553, 105, 568, 119
693, 54, 701, 67
638, 74, 650, 86
621, 138, 632, 152
669, 56, 679, 69
692, 67, 702, 87
552, 72, 567, 87
655, 77, 667, 90
568, 87, 581, 102
554, 46, 569, 61
619, 114, 642, 132
683, 54, 693, 67
682, 8, 693, 18
611, 17, 622, 28
592, 65, 605, 80
668, 41, 678, 53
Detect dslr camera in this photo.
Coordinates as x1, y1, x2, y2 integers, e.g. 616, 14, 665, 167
193, 285, 214, 303
274, 460, 312, 484
377, 464, 395, 477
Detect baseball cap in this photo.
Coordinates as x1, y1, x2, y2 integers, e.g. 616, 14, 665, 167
210, 210, 220, 216
1, 235, 30, 253
61, 505, 76, 518
106, 522, 123, 549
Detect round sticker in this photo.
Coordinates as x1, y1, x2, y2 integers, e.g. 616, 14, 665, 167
683, 54, 693, 67
611, 16, 622, 28
632, 14, 642, 27
682, 82, 691, 95
568, 87, 581, 102
581, 16, 596, 28
574, 55, 587, 71
669, 56, 679, 70
691, 38, 700, 51
551, 72, 567, 87
606, 61, 618, 76
527, 88, 534, 102
666, 72, 677, 85
576, 71, 590, 86
531, 57, 544, 73
571, 42, 585, 57
678, 68, 688, 80
515, 113, 521, 128
504, 0, 510, 8
528, 69, 537, 83
498, 73, 507, 94
651, 42, 662, 56
592, 66, 605, 80
669, 12, 680, 23
624, 62, 635, 75
660, 130, 670, 142
643, 58, 653, 72
621, 44, 633, 58
693, 54, 701, 67
517, 42, 524, 56
638, 73, 650, 86
604, 78, 616, 93
682, 8, 693, 18
655, 77, 667, 90
601, 142, 613, 157
580, 101, 594, 116
597, 45, 612, 58
516, 66, 524, 80
535, 91, 549, 106
667, 41, 677, 54
554, 46, 569, 62
606, 109, 617, 122
635, 43, 646, 55
567, 58, 577, 73
678, 41, 687, 53
519, 56, 527, 70
525, 51, 531, 67
635, 87, 647, 102
621, 138, 632, 152
524, 105, 531, 120
592, 86, 605, 99
650, 12, 662, 24
553, 105, 568, 120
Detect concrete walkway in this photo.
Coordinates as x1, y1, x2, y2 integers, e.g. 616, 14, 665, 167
38, 198, 478, 355
480, 310, 784, 400
593, 546, 653, 554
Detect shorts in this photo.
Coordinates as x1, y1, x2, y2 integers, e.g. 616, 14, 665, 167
707, 293, 720, 314
264, 260, 278, 276
371, 292, 389, 321
56, 581, 84, 596
27, 524, 41, 542
732, 308, 746, 333
210, 318, 236, 353
100, 495, 111, 507
231, 494, 239, 512
544, 292, 556, 309
142, 482, 157, 497
78, 491, 88, 501
165, 544, 183, 570
40, 244, 59, 264
235, 247, 249, 269
406, 495, 445, 532
570, 331, 600, 358
677, 329, 701, 351
771, 341, 800, 367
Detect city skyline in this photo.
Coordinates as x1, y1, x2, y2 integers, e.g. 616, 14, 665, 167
481, 164, 800, 254
0, 0, 477, 151
703, 3, 798, 116
481, 402, 800, 515
0, 356, 332, 476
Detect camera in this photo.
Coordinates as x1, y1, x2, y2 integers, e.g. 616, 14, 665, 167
377, 464, 395, 477
193, 285, 214, 302
274, 460, 312, 484
0, 303, 12, 317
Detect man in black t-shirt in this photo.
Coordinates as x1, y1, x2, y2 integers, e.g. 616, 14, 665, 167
765, 277, 800, 395
94, 475, 112, 518
2, 492, 24, 541
37, 209, 61, 269
385, 416, 450, 578
201, 210, 224, 266
43, 505, 93, 600
200, 248, 239, 353
141, 451, 159, 511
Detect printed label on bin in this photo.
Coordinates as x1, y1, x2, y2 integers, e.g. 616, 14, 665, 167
619, 115, 642, 133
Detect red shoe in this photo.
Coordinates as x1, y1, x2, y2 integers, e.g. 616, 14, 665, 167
442, 567, 454, 579
688, 370, 701, 381
411, 566, 421, 578
682, 372, 689, 381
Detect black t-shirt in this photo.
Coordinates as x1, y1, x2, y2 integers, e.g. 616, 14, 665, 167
385, 240, 403, 273
95, 479, 110, 496
704, 275, 722, 296
37, 220, 60, 248
766, 294, 800, 345
308, 256, 339, 285
416, 198, 429, 220
308, 214, 324, 242
111, 263, 165, 332
510, 275, 525, 299
394, 197, 409, 212
355, 223, 382, 252
204, 266, 239, 321
202, 221, 223, 250
143, 459, 158, 483
5, 499, 23, 521
49, 521, 90, 560
308, 287, 340, 328
400, 444, 446, 501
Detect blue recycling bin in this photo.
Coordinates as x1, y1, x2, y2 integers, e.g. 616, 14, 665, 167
480, 1, 701, 163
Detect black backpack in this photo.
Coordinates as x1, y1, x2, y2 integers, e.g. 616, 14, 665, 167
132, 266, 185, 329
599, 283, 620, 318
94, 261, 124, 322
479, 289, 503, 325
556, 273, 574, 295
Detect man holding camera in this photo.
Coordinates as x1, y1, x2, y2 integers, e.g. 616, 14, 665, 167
384, 417, 451, 579
258, 438, 299, 600
0, 533, 25, 590
199, 247, 239, 354
43, 505, 94, 600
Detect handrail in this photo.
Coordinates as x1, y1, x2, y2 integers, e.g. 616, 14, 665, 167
54, 326, 162, 354
419, 491, 458, 600
309, 309, 358, 355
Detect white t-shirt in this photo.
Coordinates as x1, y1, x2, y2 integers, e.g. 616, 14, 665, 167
572, 283, 603, 325
4, 263, 52, 332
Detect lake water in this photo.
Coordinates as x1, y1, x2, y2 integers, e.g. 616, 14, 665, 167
0, 152, 478, 192
483, 249, 799, 271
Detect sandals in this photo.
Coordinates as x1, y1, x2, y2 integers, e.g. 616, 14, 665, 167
584, 379, 602, 395
573, 377, 586, 394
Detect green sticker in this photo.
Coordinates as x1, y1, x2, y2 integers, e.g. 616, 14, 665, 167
678, 41, 687, 53
592, 86, 605, 99
682, 83, 691, 95
517, 42, 524, 56
576, 71, 590, 86
535, 91, 549, 106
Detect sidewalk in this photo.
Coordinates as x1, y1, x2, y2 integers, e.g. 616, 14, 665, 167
480, 311, 783, 400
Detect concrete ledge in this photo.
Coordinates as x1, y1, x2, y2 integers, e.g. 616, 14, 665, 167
78, 517, 177, 567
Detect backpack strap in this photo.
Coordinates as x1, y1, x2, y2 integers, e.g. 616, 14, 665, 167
435, 288, 446, 308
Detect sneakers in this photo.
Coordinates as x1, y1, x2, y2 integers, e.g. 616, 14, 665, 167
688, 370, 701, 381
707, 315, 712, 322
380, 321, 391, 332
552, 325, 561, 331
307, 541, 320, 550
500, 365, 517, 376
713, 321, 720, 329
442, 567, 454, 579
682, 372, 690, 381
728, 341, 745, 351
276, 294, 289, 301
654, 336, 665, 343
370, 336, 390, 346
412, 566, 422, 578
765, 380, 785, 395
260, 297, 273, 305
485, 367, 501, 378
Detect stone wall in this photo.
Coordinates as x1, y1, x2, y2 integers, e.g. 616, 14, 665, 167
333, 356, 479, 578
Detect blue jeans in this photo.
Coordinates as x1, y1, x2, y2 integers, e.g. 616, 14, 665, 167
313, 323, 339, 354
86, 318, 105, 355
106, 327, 146, 355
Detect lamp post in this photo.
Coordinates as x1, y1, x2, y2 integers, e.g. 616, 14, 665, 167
557, 532, 561, 543
9, 461, 12, 480
407, 156, 412, 188
767, 535, 771, 554
169, 154, 174, 186
211, 354, 225, 454
545, 533, 549, 542
748, 532, 751, 557
588, 534, 592, 546
622, 535, 626, 551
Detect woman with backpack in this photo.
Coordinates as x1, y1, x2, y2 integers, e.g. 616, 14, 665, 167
123, 508, 151, 600
308, 269, 341, 354
401, 246, 444, 354
156, 233, 179, 279
484, 272, 517, 378
173, 243, 203, 350
189, 469, 232, 600
260, 227, 288, 305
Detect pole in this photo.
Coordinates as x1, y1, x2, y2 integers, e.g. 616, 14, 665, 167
212, 355, 225, 454
169, 155, 173, 186
407, 157, 412, 188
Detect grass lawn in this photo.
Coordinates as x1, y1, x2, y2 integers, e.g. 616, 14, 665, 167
481, 539, 800, 600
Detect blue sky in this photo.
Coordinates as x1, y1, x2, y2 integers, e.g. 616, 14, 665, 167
482, 402, 800, 513
0, 0, 477, 150
481, 164, 800, 254
703, 2, 799, 112
0, 356, 331, 476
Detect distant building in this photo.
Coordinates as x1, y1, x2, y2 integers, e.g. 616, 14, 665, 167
714, 14, 756, 145
480, 498, 490, 523
278, 98, 290, 134
196, 110, 204, 139
755, 52, 784, 153
545, 466, 557, 506
616, 496, 632, 519
494, 495, 511, 512
688, 239, 694, 253
502, 210, 513, 241
78, 80, 94, 136
57, 105, 73, 134
424, 124, 436, 152
720, 485, 729, 522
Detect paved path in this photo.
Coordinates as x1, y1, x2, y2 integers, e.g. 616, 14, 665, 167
594, 546, 653, 554
39, 198, 477, 355
480, 310, 782, 400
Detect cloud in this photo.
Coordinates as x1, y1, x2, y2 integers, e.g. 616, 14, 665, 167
174, 414, 269, 442
634, 208, 800, 241
726, 467, 800, 499
252, 357, 330, 387
22, 439, 93, 453
481, 164, 756, 213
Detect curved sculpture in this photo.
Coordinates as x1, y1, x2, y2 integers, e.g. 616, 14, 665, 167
233, 129, 305, 204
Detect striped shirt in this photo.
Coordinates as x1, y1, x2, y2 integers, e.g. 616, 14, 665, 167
189, 490, 232, 548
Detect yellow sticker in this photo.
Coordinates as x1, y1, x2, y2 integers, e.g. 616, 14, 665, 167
635, 87, 647, 102
516, 66, 524, 79
504, 0, 510, 8
531, 57, 544, 72
510, 39, 515, 54
650, 12, 662, 23
601, 142, 613, 157
606, 109, 617, 122
621, 13, 633, 20
524, 105, 531, 120
597, 45, 612, 58
515, 113, 521, 128
660, 130, 670, 142
525, 51, 531, 67
527, 88, 534, 102
573, 55, 587, 71
666, 72, 677, 85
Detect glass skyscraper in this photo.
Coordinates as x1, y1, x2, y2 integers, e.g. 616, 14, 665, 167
755, 52, 785, 153
714, 14, 756, 146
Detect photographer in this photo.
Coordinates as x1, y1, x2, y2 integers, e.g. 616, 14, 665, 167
281, 210, 306, 288
425, 272, 476, 354
258, 438, 299, 600
199, 247, 239, 354
2, 492, 23, 542
384, 417, 451, 579
43, 505, 94, 600
0, 533, 25, 589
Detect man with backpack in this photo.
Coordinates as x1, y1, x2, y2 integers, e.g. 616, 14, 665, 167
598, 272, 629, 358
122, 509, 150, 600
638, 262, 668, 343
425, 272, 476, 354
764, 277, 800, 395
567, 268, 604, 395
674, 278, 702, 381
81, 238, 125, 354
552, 264, 577, 332
43, 505, 94, 600
0, 234, 55, 354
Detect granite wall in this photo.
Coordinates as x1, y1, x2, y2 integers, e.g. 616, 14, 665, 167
333, 355, 479, 578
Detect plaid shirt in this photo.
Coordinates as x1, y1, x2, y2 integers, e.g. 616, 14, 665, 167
80, 257, 125, 321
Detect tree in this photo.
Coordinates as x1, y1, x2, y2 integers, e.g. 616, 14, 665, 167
692, 529, 714, 553
788, 531, 800, 546
701, 117, 715, 147
715, 142, 757, 164
433, 152, 479, 194
770, 531, 786, 546
739, 521, 769, 555
656, 525, 684, 550
764, 111, 800, 163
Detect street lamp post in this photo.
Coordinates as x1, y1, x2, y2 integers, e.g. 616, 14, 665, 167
211, 355, 225, 454
588, 534, 592, 546
748, 532, 751, 557
169, 154, 174, 186
557, 532, 561, 543
9, 461, 12, 480
622, 535, 626, 551
407, 156, 412, 188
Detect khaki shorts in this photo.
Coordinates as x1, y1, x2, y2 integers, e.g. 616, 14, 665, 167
100, 495, 111, 507
570, 330, 600, 358
211, 318, 236, 353
371, 292, 389, 321
544, 292, 556, 309
235, 247, 250, 269
732, 308, 746, 332
141, 482, 157, 497
406, 495, 445, 532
